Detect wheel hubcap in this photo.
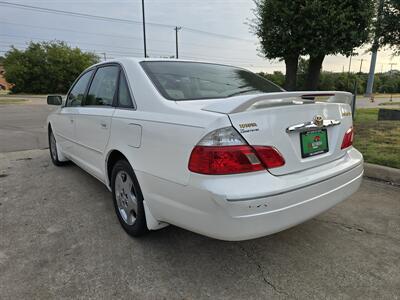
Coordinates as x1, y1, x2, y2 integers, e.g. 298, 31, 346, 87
115, 170, 137, 225
50, 132, 57, 160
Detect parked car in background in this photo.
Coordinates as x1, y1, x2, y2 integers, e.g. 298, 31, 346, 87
47, 58, 363, 241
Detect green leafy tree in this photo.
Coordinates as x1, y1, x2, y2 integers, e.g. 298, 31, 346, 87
252, 1, 305, 90
381, 0, 400, 50
251, 0, 373, 90
3, 41, 99, 94
300, 0, 372, 90
259, 71, 285, 86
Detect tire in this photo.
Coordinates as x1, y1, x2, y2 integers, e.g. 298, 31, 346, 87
111, 160, 148, 237
48, 128, 66, 166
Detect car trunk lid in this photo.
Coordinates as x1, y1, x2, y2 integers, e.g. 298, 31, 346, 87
199, 91, 354, 175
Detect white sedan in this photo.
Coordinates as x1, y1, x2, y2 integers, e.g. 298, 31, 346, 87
47, 58, 363, 241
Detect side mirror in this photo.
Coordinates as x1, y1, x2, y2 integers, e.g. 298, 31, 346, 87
47, 95, 62, 106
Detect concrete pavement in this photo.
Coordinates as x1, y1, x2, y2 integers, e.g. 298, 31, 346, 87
356, 95, 400, 109
0, 149, 399, 299
0, 95, 399, 299
0, 96, 55, 152
0, 94, 398, 153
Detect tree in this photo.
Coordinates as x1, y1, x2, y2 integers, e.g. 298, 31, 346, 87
381, 0, 400, 50
301, 0, 373, 90
251, 0, 373, 90
259, 71, 285, 87
3, 41, 99, 94
252, 1, 305, 90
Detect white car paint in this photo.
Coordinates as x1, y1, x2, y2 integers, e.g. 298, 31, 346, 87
47, 58, 363, 241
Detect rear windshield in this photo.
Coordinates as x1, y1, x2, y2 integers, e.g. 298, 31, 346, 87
140, 61, 283, 101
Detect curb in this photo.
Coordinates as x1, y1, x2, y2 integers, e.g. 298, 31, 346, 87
364, 163, 400, 185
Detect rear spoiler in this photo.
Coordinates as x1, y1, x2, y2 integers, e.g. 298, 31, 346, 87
201, 91, 354, 114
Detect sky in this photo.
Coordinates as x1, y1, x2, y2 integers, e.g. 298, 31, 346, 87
0, 0, 399, 74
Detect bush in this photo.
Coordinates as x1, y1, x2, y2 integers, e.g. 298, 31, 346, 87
3, 41, 99, 94
259, 70, 400, 94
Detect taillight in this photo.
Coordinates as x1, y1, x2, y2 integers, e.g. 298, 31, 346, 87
188, 127, 285, 175
341, 127, 354, 149
253, 146, 285, 168
188, 145, 264, 175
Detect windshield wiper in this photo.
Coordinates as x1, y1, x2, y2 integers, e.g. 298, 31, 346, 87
226, 88, 260, 98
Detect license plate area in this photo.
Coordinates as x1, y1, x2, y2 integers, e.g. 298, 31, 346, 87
300, 129, 329, 158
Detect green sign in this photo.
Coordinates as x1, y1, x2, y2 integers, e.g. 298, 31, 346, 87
300, 129, 329, 158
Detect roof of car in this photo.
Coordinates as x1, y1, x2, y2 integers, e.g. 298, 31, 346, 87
92, 57, 237, 68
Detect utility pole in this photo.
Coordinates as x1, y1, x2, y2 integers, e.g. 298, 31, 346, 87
142, 0, 147, 58
366, 0, 385, 96
358, 59, 364, 73
102, 52, 107, 61
389, 63, 397, 102
389, 62, 397, 75
347, 53, 354, 90
348, 54, 353, 74
174, 26, 182, 59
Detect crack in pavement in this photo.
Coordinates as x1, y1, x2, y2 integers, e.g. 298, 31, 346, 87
313, 218, 400, 243
238, 245, 292, 298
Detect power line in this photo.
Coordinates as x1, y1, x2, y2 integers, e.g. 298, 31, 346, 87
0, 38, 269, 65
0, 43, 277, 68
0, 31, 266, 64
0, 20, 255, 54
0, 1, 254, 42
0, 20, 170, 44
183, 27, 254, 43
0, 43, 270, 66
0, 1, 169, 27
0, 33, 147, 52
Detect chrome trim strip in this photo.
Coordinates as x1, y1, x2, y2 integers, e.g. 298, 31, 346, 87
286, 119, 341, 133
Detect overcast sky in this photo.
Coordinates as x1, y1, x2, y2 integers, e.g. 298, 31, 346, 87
1, 0, 399, 73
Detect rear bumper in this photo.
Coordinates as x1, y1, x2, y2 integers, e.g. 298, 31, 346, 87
138, 148, 363, 241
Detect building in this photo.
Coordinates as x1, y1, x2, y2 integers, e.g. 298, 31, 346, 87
0, 64, 12, 90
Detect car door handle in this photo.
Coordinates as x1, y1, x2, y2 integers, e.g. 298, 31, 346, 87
100, 122, 107, 129
69, 118, 74, 123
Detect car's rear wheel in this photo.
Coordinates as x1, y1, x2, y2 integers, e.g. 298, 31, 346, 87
111, 160, 148, 236
48, 129, 65, 166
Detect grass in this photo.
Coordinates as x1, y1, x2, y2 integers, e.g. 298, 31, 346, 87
354, 108, 400, 169
378, 101, 400, 106
0, 98, 29, 105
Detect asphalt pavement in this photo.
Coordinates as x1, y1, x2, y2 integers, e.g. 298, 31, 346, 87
0, 95, 399, 299
0, 149, 399, 299
356, 95, 400, 109
0, 96, 55, 152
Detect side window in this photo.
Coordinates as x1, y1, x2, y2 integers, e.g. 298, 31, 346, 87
118, 71, 134, 108
67, 70, 93, 107
85, 66, 119, 106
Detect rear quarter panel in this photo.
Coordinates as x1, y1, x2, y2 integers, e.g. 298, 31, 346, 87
105, 60, 231, 186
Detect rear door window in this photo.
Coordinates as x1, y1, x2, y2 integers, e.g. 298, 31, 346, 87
85, 65, 119, 106
141, 61, 283, 101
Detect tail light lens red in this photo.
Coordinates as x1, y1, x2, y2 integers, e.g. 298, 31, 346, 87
188, 145, 264, 175
341, 127, 354, 149
252, 146, 285, 169
188, 127, 285, 175
188, 145, 285, 175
